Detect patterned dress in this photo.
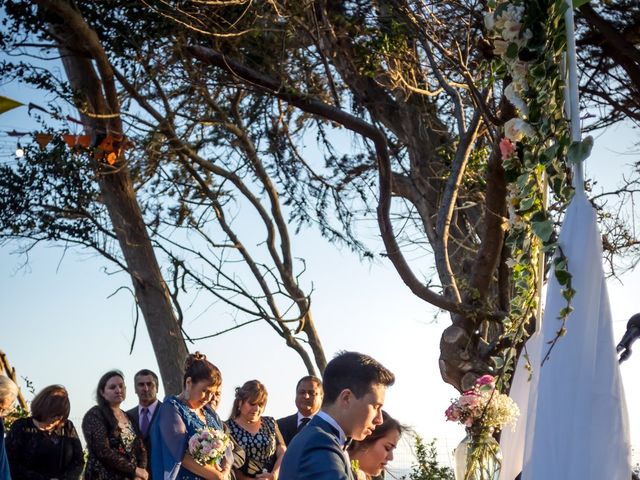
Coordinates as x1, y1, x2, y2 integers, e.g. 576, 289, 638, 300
226, 416, 280, 476
150, 395, 224, 480
82, 405, 147, 480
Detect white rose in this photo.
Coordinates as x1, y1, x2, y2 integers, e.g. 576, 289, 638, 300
504, 118, 535, 142
504, 83, 529, 115
494, 39, 509, 55
484, 12, 496, 31
511, 60, 529, 80
501, 20, 522, 42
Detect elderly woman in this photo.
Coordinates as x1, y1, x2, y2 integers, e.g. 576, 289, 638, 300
82, 370, 148, 480
6, 384, 84, 479
348, 411, 405, 480
151, 352, 234, 480
0, 376, 19, 480
226, 380, 285, 480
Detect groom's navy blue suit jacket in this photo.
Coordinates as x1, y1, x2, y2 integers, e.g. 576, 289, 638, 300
279, 415, 354, 480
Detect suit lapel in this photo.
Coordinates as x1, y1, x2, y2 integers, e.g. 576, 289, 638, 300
311, 416, 354, 478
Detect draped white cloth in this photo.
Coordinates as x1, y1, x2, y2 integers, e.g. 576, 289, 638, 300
500, 191, 631, 480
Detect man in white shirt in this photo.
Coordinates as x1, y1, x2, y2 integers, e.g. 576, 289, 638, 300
280, 352, 395, 480
277, 375, 323, 445
127, 369, 161, 471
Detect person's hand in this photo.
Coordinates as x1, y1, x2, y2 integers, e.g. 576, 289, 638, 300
208, 460, 231, 480
256, 471, 276, 480
135, 467, 149, 480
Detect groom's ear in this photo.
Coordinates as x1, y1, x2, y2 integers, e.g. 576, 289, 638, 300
336, 388, 353, 408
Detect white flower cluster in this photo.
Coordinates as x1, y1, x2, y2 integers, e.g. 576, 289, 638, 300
485, 1, 534, 142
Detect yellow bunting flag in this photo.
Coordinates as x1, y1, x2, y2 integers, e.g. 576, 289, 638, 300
0, 96, 23, 115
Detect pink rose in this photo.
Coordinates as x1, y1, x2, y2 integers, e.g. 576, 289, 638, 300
499, 138, 515, 160
459, 394, 480, 408
445, 404, 460, 421
476, 374, 496, 386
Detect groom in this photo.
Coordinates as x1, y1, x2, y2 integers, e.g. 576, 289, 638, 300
280, 351, 395, 480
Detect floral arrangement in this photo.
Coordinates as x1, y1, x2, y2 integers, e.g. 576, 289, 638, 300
445, 375, 519, 435
481, 0, 580, 384
188, 428, 231, 467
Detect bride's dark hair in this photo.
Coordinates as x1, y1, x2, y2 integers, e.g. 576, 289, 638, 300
183, 352, 221, 387
348, 411, 406, 453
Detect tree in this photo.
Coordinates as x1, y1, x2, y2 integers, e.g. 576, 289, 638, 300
0, 0, 326, 382
577, 0, 640, 129
1, 0, 189, 393
2, 0, 638, 393
145, 0, 640, 391
139, 0, 570, 391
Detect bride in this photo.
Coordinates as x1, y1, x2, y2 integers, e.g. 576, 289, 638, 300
348, 411, 405, 480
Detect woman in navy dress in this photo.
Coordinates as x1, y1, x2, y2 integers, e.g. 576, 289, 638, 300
226, 381, 285, 480
151, 353, 232, 480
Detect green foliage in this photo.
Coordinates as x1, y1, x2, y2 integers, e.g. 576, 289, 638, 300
3, 404, 29, 430
486, 0, 577, 387
404, 436, 454, 480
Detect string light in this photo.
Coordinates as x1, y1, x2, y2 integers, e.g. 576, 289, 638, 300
15, 143, 24, 158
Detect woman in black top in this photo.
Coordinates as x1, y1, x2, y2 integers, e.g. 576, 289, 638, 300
82, 370, 148, 480
6, 385, 84, 480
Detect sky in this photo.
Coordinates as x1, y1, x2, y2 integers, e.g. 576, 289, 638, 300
1, 60, 640, 471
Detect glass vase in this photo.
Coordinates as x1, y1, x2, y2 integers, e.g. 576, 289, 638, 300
454, 431, 503, 480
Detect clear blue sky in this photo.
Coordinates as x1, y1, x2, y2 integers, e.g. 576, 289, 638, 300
1, 74, 639, 468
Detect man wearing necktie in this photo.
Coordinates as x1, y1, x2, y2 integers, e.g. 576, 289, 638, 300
280, 352, 395, 480
127, 369, 161, 476
277, 375, 323, 446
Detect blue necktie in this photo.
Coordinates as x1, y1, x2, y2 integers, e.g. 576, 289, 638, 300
140, 407, 150, 436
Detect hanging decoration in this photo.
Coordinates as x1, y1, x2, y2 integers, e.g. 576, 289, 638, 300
0, 96, 23, 115
5, 130, 132, 165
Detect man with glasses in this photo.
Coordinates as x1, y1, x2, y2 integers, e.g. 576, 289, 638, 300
277, 375, 323, 446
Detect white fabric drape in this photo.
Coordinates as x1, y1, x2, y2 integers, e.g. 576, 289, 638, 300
500, 192, 631, 479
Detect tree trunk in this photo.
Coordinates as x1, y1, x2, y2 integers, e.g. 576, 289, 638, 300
54, 39, 187, 394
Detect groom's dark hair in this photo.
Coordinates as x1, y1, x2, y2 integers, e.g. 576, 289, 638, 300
322, 351, 395, 404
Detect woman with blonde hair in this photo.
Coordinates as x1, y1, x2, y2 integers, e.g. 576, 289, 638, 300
0, 376, 19, 480
226, 381, 285, 480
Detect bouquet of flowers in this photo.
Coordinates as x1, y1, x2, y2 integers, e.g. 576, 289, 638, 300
446, 375, 519, 480
445, 374, 519, 434
188, 428, 231, 467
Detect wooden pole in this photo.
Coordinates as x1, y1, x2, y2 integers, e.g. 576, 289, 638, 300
0, 350, 29, 411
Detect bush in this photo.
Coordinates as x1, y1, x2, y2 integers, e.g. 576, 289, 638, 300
404, 435, 454, 480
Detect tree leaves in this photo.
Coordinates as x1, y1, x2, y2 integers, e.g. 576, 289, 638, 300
567, 136, 594, 165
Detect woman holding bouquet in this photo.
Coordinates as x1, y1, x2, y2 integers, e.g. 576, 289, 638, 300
226, 380, 285, 480
151, 352, 232, 480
